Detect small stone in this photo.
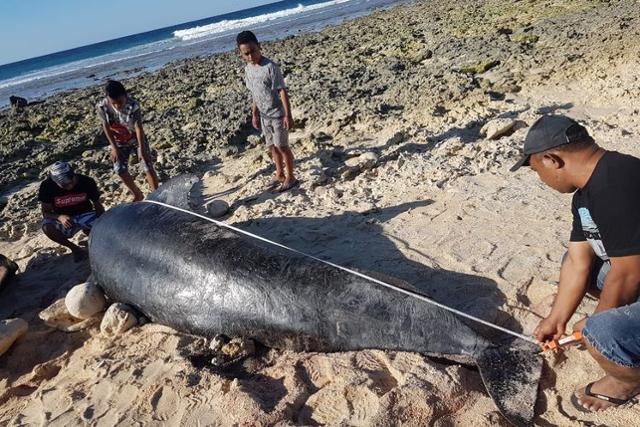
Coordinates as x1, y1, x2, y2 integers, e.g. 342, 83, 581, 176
209, 334, 230, 352
39, 299, 77, 329
187, 98, 203, 111
345, 152, 378, 170
65, 282, 107, 320
100, 303, 138, 337
181, 122, 198, 131
206, 200, 229, 218
386, 131, 405, 145
221, 337, 256, 359
480, 119, 517, 140
18, 245, 36, 259
345, 157, 361, 168
246, 134, 262, 147
0, 318, 28, 356
358, 152, 379, 170
460, 59, 500, 74
420, 49, 433, 61
341, 166, 361, 181
203, 170, 217, 180
513, 33, 539, 44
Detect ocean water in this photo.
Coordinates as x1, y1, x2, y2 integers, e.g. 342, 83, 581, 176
0, 0, 408, 108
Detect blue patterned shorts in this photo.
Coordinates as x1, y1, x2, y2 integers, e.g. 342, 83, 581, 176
561, 254, 640, 368
42, 211, 98, 238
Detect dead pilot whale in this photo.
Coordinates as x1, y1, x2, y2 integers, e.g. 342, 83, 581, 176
89, 176, 542, 426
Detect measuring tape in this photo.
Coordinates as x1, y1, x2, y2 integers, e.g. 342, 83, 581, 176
144, 199, 539, 345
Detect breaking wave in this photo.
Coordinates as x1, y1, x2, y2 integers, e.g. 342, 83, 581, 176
173, 0, 353, 41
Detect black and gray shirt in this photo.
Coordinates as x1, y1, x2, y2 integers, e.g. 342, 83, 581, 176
570, 151, 640, 261
244, 57, 286, 119
96, 97, 142, 145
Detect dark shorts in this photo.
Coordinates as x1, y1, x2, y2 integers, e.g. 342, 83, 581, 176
42, 211, 98, 238
560, 254, 640, 368
113, 142, 151, 175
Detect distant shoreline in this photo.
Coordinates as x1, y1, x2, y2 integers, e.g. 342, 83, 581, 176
0, 0, 409, 108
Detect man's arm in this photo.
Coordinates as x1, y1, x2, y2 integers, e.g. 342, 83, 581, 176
279, 89, 293, 130
534, 241, 595, 342
134, 122, 152, 164
41, 202, 58, 220
572, 255, 640, 333
251, 100, 260, 130
92, 199, 105, 217
596, 255, 640, 312
102, 123, 121, 162
41, 202, 73, 228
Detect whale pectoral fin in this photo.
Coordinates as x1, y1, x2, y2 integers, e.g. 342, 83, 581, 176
476, 345, 543, 426
147, 174, 200, 210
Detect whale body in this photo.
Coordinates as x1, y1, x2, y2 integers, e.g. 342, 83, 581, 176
89, 176, 542, 426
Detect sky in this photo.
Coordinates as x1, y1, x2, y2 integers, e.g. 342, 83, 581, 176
0, 0, 276, 66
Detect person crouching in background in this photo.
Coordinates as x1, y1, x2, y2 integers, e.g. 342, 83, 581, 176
38, 161, 104, 262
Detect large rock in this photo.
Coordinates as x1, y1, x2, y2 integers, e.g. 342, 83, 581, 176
65, 282, 107, 320
0, 318, 28, 356
100, 303, 138, 337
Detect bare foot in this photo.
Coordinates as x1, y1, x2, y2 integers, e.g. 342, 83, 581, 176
574, 375, 640, 412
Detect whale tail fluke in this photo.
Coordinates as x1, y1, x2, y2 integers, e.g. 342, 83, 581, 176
476, 345, 543, 426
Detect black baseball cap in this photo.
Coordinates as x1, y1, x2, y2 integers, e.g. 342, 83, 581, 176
510, 115, 594, 172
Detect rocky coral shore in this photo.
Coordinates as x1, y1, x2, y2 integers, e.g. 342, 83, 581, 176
1, 0, 640, 425
2, 0, 638, 239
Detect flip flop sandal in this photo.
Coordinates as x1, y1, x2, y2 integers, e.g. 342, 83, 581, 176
571, 382, 639, 413
276, 179, 300, 193
265, 179, 282, 190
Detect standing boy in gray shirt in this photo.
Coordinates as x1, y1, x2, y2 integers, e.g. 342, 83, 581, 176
237, 31, 297, 192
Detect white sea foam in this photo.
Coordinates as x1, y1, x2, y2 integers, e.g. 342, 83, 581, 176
0, 43, 171, 90
174, 0, 353, 41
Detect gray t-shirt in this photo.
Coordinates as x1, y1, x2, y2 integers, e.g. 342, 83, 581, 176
244, 57, 286, 119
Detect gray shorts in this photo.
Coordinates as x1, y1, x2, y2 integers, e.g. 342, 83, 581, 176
559, 253, 640, 367
261, 117, 289, 148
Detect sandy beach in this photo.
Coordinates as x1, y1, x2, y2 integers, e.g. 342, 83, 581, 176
2, 0, 640, 425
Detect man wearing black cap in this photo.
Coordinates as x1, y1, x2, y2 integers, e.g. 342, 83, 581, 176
512, 115, 640, 412
38, 161, 105, 262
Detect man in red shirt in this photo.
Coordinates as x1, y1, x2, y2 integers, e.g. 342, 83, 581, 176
38, 161, 105, 262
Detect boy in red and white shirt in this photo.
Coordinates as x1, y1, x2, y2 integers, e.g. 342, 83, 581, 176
97, 80, 158, 201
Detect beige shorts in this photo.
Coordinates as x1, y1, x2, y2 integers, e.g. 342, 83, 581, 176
261, 117, 289, 148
